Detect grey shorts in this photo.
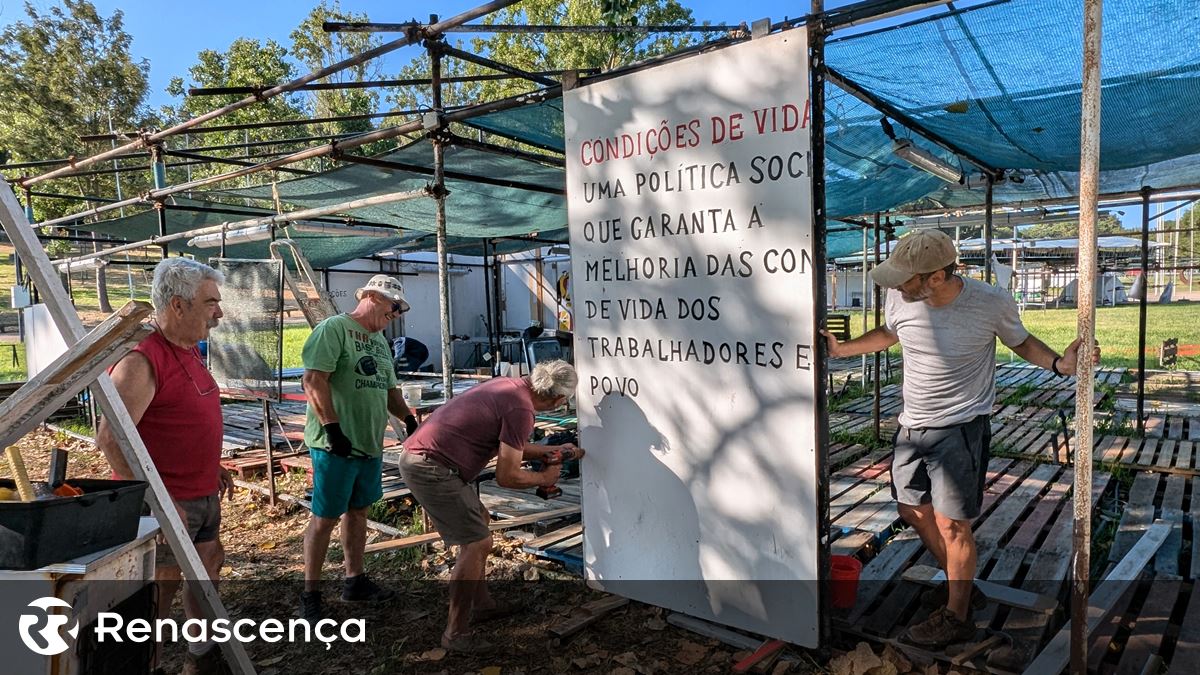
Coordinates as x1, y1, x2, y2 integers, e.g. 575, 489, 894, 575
155, 493, 222, 567
891, 414, 991, 521
397, 451, 490, 546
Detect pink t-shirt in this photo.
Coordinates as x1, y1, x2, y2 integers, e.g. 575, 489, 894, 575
404, 377, 535, 481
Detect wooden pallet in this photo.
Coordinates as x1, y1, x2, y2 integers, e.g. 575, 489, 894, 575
219, 448, 305, 478
833, 461, 1114, 673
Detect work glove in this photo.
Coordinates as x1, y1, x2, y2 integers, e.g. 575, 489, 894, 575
404, 414, 419, 436
323, 422, 354, 458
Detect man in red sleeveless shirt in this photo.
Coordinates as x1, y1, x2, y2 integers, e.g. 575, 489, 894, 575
98, 257, 231, 675
399, 360, 583, 653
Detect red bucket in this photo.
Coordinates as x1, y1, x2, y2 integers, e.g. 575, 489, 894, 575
830, 555, 863, 609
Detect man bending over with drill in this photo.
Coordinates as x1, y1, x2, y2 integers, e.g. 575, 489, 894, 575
398, 360, 583, 653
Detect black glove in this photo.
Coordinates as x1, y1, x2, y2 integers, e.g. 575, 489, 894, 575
323, 422, 354, 458
404, 414, 419, 436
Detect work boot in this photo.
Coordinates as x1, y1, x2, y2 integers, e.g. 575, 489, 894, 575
181, 646, 231, 675
906, 607, 977, 648
300, 590, 323, 622
919, 581, 988, 611
342, 573, 395, 602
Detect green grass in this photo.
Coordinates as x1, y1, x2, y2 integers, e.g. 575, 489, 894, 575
1005, 303, 1200, 370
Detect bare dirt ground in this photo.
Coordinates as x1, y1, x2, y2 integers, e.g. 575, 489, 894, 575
8, 429, 831, 675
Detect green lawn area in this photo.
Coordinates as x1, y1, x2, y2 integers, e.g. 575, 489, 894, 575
840, 302, 1200, 371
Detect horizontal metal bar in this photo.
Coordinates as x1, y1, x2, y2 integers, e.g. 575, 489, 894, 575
324, 21, 739, 34
332, 151, 563, 196
188, 69, 589, 96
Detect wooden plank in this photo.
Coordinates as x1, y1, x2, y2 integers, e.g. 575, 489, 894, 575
0, 301, 151, 448
666, 613, 764, 652
732, 640, 786, 674
988, 472, 1111, 671
901, 565, 1056, 613
1177, 440, 1194, 471
1189, 418, 1200, 442
364, 505, 581, 553
1170, 583, 1200, 674
1192, 477, 1200, 581
1111, 472, 1160, 564
1136, 437, 1159, 467
1155, 475, 1186, 575
524, 522, 584, 550
1018, 522, 1171, 675
0, 183, 257, 675
1156, 439, 1178, 470
549, 595, 630, 640
1168, 416, 1185, 440
1114, 574, 1183, 675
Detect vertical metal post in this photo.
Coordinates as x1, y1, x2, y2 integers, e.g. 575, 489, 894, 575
873, 212, 882, 442
430, 33, 454, 398
151, 145, 169, 258
809, 1, 831, 648
861, 225, 869, 385
491, 243, 504, 367
482, 238, 495, 368
1137, 188, 1151, 434
263, 399, 276, 506
1071, 0, 1104, 671
984, 176, 994, 284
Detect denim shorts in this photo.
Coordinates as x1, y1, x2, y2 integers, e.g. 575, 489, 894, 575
890, 414, 991, 521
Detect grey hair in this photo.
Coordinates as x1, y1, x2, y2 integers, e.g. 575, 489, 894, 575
529, 360, 578, 399
151, 258, 224, 315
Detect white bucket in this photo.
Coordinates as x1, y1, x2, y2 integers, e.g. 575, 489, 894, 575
401, 383, 423, 406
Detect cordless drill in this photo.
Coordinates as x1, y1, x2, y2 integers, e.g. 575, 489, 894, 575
536, 447, 578, 500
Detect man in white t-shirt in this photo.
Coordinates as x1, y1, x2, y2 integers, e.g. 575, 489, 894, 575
822, 229, 1099, 647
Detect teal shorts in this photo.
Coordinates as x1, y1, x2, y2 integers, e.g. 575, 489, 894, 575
310, 449, 383, 519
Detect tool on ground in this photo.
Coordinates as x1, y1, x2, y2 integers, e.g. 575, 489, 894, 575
4, 446, 35, 502
48, 448, 68, 488
536, 447, 579, 500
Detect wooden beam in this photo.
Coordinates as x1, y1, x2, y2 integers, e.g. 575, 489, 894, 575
1021, 521, 1171, 675
0, 301, 151, 449
0, 183, 258, 675
364, 504, 580, 554
901, 564, 1057, 614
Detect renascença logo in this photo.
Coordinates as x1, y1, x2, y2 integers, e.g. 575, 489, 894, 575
18, 597, 79, 656
17, 597, 365, 654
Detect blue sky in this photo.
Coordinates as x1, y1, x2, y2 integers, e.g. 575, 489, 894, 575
0, 0, 822, 109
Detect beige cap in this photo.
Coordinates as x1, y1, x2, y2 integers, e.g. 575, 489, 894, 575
870, 230, 958, 289
356, 274, 410, 313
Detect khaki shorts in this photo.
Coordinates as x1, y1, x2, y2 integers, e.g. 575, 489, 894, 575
397, 451, 490, 546
154, 493, 222, 568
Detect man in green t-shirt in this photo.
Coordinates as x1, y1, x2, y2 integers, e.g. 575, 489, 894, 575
300, 274, 418, 621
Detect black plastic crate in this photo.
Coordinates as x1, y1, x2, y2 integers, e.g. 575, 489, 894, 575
0, 478, 148, 570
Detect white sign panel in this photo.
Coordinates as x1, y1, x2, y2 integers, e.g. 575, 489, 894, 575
565, 30, 820, 646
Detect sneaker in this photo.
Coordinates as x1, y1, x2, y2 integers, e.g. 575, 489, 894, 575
906, 607, 977, 648
342, 573, 396, 602
181, 646, 232, 675
300, 590, 323, 622
920, 581, 988, 611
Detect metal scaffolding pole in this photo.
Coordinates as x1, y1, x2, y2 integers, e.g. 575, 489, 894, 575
1137, 187, 1151, 434
19, 0, 524, 188
873, 212, 882, 442
151, 145, 169, 258
984, 175, 994, 284
861, 224, 869, 385
430, 34, 455, 399
1071, 0, 1104, 670
35, 82, 562, 230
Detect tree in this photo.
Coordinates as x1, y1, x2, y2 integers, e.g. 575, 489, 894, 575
0, 0, 153, 310
289, 1, 383, 136
162, 37, 309, 182
390, 0, 707, 114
